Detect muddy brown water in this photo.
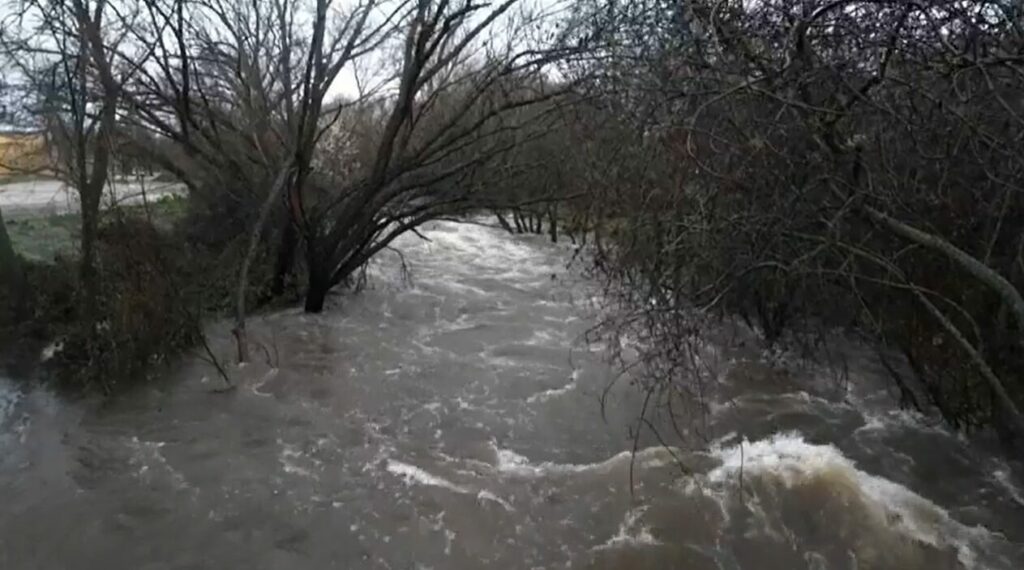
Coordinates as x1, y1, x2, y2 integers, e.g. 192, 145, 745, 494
1, 220, 1022, 569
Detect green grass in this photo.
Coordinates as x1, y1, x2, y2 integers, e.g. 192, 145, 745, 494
6, 214, 78, 261
8, 196, 189, 262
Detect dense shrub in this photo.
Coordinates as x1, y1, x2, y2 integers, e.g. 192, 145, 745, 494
48, 216, 202, 392
548, 0, 1024, 449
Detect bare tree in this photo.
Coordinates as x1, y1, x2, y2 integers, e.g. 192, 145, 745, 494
560, 0, 1024, 450
98, 0, 401, 359
293, 0, 573, 312
0, 0, 134, 316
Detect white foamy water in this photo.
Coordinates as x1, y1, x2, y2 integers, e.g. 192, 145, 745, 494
992, 465, 1024, 507
386, 458, 514, 510
705, 433, 999, 568
492, 443, 677, 478
526, 369, 579, 403
387, 459, 471, 493
278, 441, 321, 479
594, 506, 661, 550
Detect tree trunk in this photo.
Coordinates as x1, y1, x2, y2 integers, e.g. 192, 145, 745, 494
548, 203, 558, 243
494, 211, 513, 233
271, 219, 298, 296
0, 207, 28, 322
0, 208, 17, 271
304, 272, 329, 313
865, 205, 1024, 344
234, 166, 292, 362
79, 184, 102, 319
580, 210, 589, 246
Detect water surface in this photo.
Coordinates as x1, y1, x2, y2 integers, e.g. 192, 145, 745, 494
1, 220, 1021, 569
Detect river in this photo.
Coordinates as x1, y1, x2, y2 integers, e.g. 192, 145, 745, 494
1, 220, 1022, 569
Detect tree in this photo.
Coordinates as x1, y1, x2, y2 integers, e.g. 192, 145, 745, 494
98, 0, 577, 365
0, 206, 28, 323
289, 0, 574, 312
103, 0, 400, 358
561, 0, 1024, 450
1, 0, 131, 317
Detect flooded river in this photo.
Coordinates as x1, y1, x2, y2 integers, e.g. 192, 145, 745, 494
1, 220, 1022, 569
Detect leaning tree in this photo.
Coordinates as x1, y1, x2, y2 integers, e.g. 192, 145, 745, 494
102, 0, 578, 363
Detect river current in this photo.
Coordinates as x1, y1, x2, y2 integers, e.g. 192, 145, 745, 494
1, 220, 1022, 569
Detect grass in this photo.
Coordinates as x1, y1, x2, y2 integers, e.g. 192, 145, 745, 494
6, 214, 78, 261
7, 194, 188, 262
0, 173, 53, 186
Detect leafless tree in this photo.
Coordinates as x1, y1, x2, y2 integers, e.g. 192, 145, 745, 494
1, 0, 134, 315
87, 0, 578, 360
561, 0, 1024, 450
289, 0, 575, 312
94, 0, 402, 359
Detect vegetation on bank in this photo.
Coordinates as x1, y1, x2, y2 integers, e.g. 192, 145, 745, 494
534, 0, 1024, 453
0, 194, 280, 392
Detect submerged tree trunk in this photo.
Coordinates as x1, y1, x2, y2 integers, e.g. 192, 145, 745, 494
234, 166, 293, 362
271, 220, 298, 296
0, 207, 28, 322
494, 211, 513, 233
78, 184, 103, 319
304, 268, 330, 313
548, 203, 558, 243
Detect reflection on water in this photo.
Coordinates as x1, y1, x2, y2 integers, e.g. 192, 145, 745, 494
0, 220, 1022, 569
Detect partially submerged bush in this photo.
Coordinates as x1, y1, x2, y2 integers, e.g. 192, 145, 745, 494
52, 216, 203, 392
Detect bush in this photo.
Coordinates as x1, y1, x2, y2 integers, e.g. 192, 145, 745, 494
49, 216, 204, 392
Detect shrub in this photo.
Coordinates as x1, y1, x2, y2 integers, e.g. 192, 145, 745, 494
47, 216, 203, 393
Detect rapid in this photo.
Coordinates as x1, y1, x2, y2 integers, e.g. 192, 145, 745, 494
0, 220, 1022, 569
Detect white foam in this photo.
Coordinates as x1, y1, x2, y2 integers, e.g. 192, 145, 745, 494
706, 433, 995, 568
39, 340, 64, 362
476, 489, 514, 511
250, 368, 279, 397
991, 466, 1024, 506
279, 441, 321, 479
526, 370, 579, 403
387, 458, 515, 510
492, 443, 676, 478
421, 402, 442, 413
386, 460, 470, 493
128, 436, 189, 489
854, 408, 949, 436
594, 506, 661, 550
525, 329, 561, 346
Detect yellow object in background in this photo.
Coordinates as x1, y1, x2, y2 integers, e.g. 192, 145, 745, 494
0, 131, 51, 175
